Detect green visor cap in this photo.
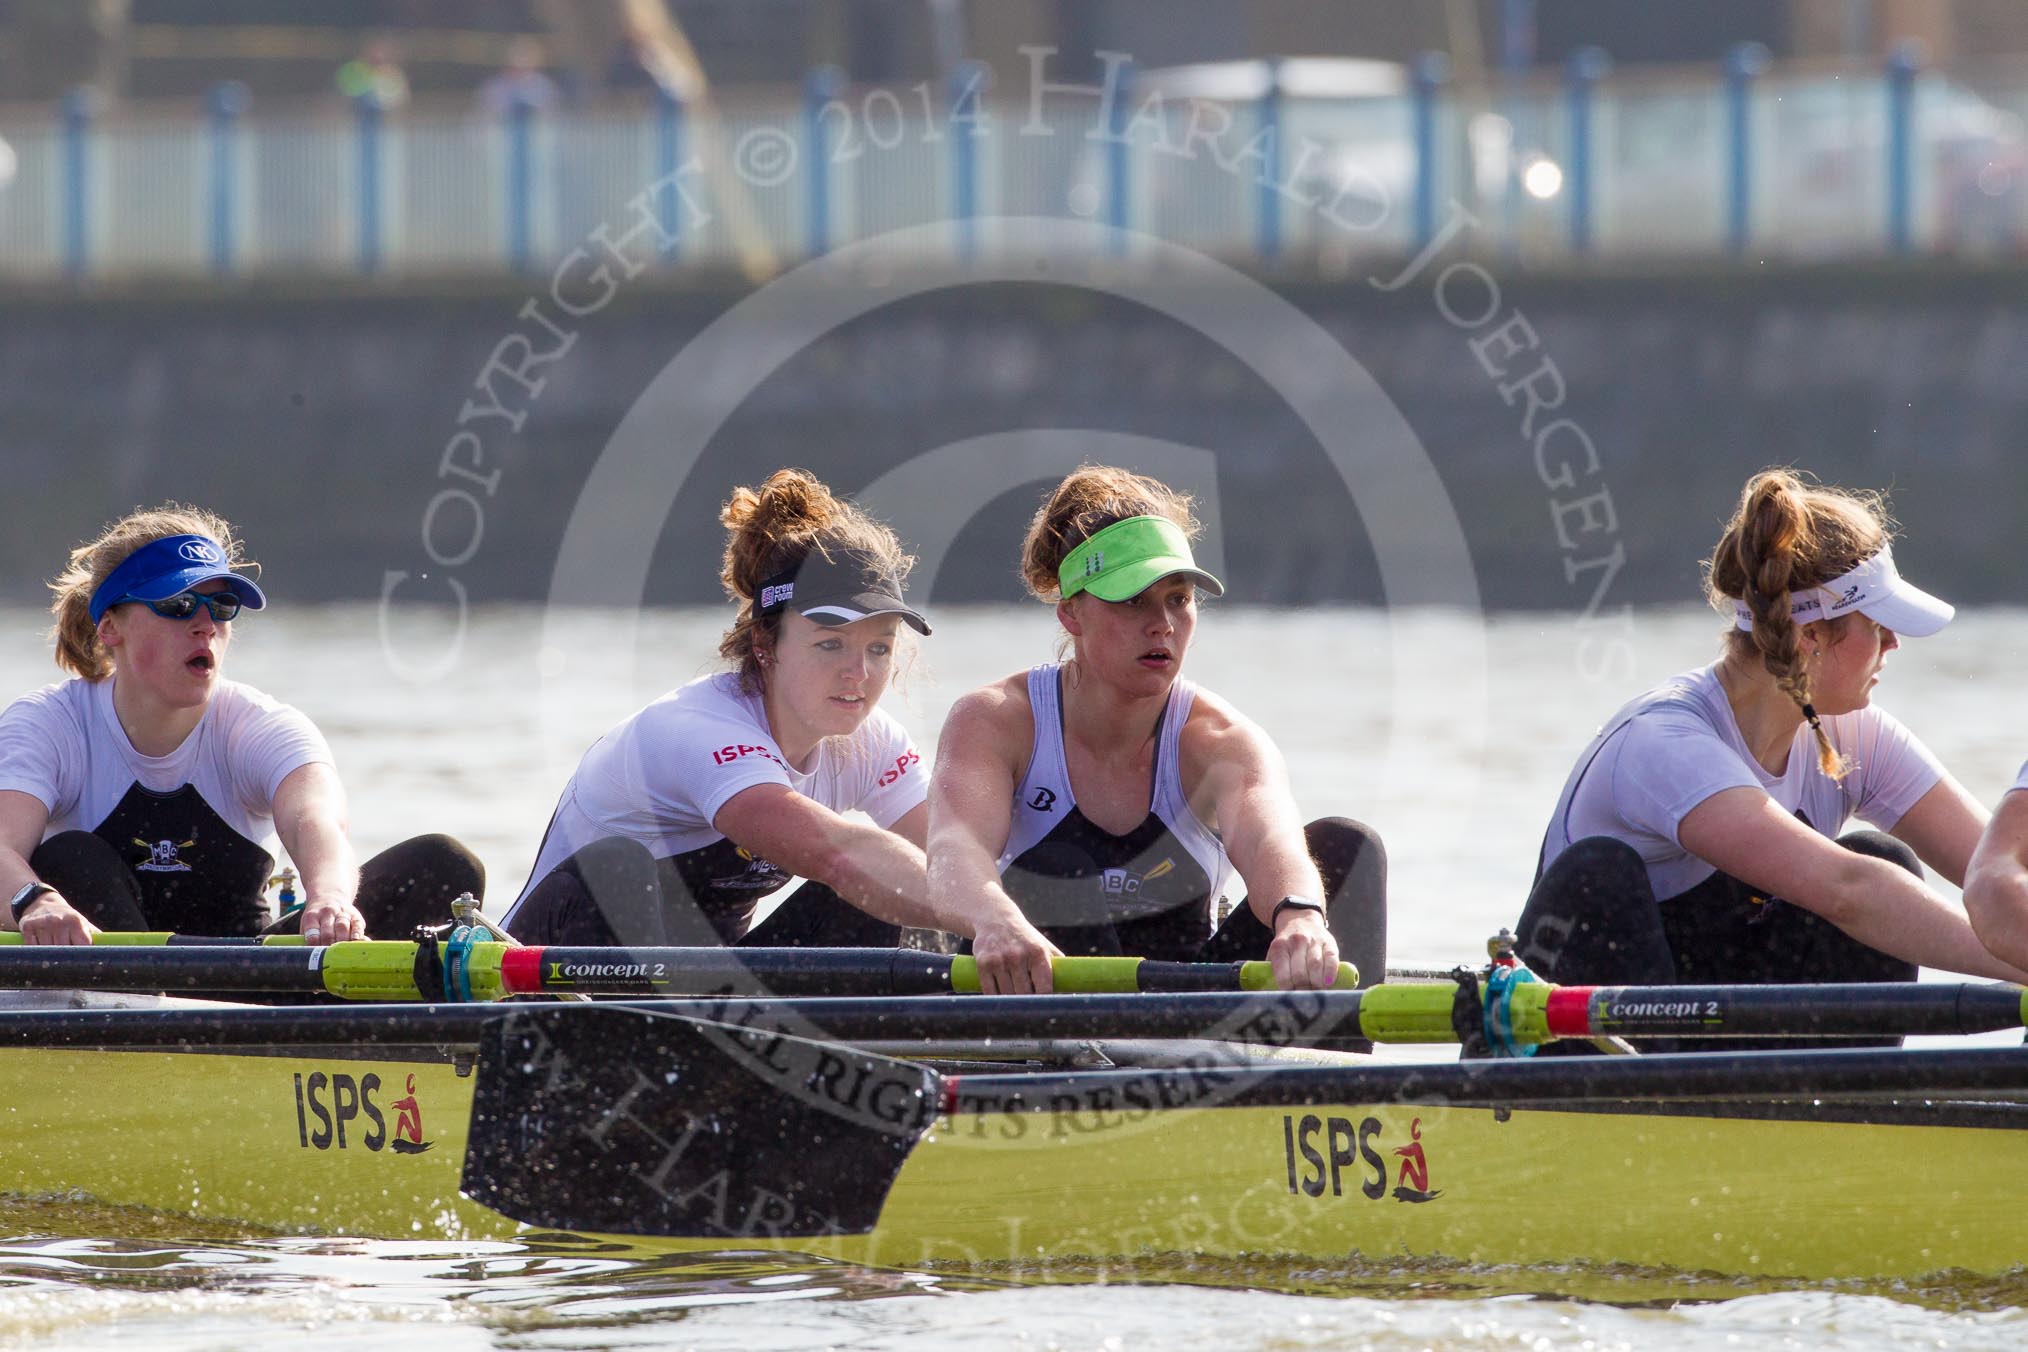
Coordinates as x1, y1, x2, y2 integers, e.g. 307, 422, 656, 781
1058, 515, 1225, 602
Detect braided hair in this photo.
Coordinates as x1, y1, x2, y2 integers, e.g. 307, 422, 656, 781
1704, 469, 1889, 778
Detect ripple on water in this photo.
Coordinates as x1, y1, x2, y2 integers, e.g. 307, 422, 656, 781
4, 1197, 2028, 1352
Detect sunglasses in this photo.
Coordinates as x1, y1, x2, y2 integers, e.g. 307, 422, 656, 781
122, 590, 245, 623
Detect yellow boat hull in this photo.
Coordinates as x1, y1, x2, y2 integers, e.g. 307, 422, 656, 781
3, 1042, 2024, 1281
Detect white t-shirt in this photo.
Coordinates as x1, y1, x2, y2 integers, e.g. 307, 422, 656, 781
1541, 664, 1944, 900
0, 676, 332, 848
506, 673, 926, 913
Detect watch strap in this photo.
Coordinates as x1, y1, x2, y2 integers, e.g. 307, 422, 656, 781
10, 881, 55, 922
1270, 895, 1327, 927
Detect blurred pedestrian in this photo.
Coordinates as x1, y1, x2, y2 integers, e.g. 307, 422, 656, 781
335, 34, 409, 109
479, 36, 560, 115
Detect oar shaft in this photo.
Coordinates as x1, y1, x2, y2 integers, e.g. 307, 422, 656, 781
0, 934, 291, 947
0, 935, 2017, 1039
0, 991, 1375, 1050
0, 945, 329, 992
499, 947, 958, 997
504, 951, 1355, 996
1353, 978, 2028, 1044
1549, 981, 2028, 1039
0, 940, 1337, 999
957, 1042, 2028, 1113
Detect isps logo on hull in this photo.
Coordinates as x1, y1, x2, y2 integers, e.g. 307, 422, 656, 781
1281, 1113, 1442, 1204
292, 1070, 433, 1155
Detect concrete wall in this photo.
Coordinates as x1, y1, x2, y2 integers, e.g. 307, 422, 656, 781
2, 264, 2024, 616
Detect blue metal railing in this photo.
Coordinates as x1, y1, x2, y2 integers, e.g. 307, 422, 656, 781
1411, 52, 1450, 250
505, 94, 537, 271
356, 91, 384, 274
1255, 60, 1283, 264
1, 49, 2016, 282
206, 81, 247, 274
59, 88, 90, 278
1886, 41, 1923, 256
950, 60, 986, 259
654, 85, 683, 262
1563, 47, 1609, 255
803, 66, 844, 258
1723, 43, 1769, 255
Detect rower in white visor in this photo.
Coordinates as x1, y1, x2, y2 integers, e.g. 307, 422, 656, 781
1515, 468, 2028, 1053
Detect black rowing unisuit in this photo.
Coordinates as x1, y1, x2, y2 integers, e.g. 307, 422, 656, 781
92, 781, 272, 934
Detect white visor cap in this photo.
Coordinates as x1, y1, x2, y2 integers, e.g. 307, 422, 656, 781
1731, 544, 1954, 638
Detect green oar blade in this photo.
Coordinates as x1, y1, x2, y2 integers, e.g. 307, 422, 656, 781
462, 1004, 940, 1237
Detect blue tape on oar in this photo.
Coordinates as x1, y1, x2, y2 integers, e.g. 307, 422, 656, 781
443, 925, 477, 1003
1483, 964, 1539, 1058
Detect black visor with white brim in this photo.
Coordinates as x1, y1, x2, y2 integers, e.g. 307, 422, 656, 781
1730, 544, 1954, 638
755, 547, 931, 635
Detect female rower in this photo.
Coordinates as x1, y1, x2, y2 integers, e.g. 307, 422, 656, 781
928, 465, 1387, 995
502, 469, 971, 948
0, 505, 483, 946
1515, 469, 2028, 1011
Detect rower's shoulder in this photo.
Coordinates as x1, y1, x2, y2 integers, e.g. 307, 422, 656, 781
1177, 684, 1273, 760
2, 677, 85, 717
0, 679, 91, 750
941, 673, 1036, 750
207, 679, 321, 734
632, 674, 760, 734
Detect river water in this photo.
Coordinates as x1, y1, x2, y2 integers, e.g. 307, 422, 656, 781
3, 601, 2026, 1349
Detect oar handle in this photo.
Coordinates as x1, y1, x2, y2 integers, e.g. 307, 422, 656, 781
948, 956, 1358, 994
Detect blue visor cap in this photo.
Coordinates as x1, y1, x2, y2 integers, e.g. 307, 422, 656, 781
88, 534, 269, 624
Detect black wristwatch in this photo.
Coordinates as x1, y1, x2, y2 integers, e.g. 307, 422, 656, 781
1270, 895, 1327, 927
9, 882, 55, 922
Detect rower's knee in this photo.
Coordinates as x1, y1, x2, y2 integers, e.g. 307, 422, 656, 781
29, 829, 126, 876
1837, 829, 1921, 879
1306, 817, 1387, 988
1516, 837, 1663, 982
1305, 817, 1386, 874
27, 831, 146, 930
378, 833, 486, 898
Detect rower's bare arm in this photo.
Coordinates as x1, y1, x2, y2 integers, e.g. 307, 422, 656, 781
1964, 791, 2028, 974
272, 763, 363, 944
928, 687, 1058, 994
1679, 786, 2028, 983
0, 788, 92, 944
712, 784, 944, 931
1886, 774, 1989, 889
1192, 713, 1340, 991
